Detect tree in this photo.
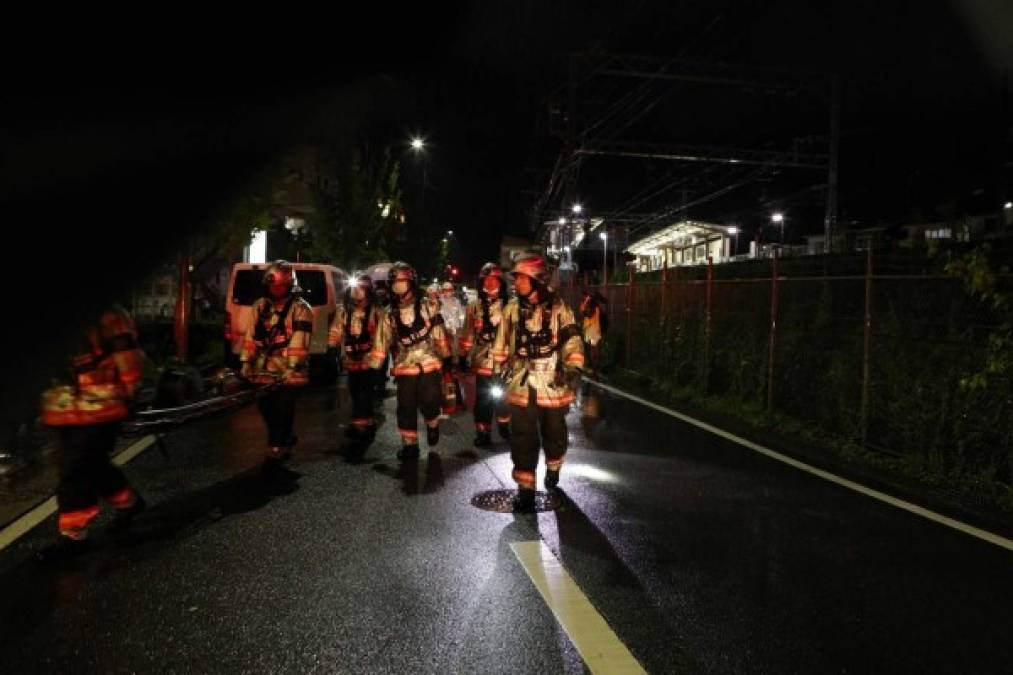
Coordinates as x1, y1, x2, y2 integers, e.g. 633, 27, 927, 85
305, 141, 403, 270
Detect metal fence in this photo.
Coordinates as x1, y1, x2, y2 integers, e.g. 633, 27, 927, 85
559, 250, 1011, 479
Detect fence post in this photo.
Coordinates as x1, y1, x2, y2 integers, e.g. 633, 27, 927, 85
860, 247, 873, 446
626, 266, 635, 367
704, 256, 714, 393
766, 250, 780, 410
661, 261, 669, 331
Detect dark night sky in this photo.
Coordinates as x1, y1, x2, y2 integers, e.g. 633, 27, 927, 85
1, 1, 1010, 426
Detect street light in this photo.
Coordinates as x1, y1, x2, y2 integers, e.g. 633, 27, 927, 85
728, 226, 739, 257
599, 230, 607, 284
771, 212, 785, 243
558, 216, 566, 225
411, 137, 425, 151
1005, 202, 1012, 210
572, 203, 583, 215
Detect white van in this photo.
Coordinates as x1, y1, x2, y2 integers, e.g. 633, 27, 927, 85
223, 262, 348, 383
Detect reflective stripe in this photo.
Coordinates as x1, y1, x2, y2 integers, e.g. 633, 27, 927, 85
58, 506, 101, 537
497, 415, 512, 424
105, 486, 135, 509
565, 352, 585, 365
476, 422, 492, 432
393, 361, 442, 376
512, 468, 537, 488
546, 458, 564, 470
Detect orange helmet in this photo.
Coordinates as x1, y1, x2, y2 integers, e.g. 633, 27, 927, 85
509, 253, 550, 286
263, 260, 298, 293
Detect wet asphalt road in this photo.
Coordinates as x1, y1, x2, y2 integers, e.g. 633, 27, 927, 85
0, 377, 1010, 674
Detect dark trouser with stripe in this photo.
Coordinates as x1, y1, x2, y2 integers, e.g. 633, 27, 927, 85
257, 386, 299, 447
348, 368, 375, 428
509, 387, 568, 489
56, 422, 133, 538
374, 355, 390, 397
474, 374, 510, 432
395, 371, 442, 445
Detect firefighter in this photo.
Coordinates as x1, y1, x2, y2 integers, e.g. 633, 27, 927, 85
493, 253, 584, 509
459, 262, 511, 447
240, 260, 313, 464
38, 306, 146, 559
438, 280, 466, 416
579, 287, 607, 371
368, 262, 451, 461
328, 272, 382, 440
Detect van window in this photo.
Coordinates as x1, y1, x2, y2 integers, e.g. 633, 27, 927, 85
298, 270, 329, 307
232, 270, 265, 306
232, 268, 330, 307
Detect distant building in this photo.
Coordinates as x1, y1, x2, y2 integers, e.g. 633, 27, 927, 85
626, 220, 737, 272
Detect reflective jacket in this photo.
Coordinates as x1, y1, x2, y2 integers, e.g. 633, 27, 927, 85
328, 303, 382, 373
580, 294, 603, 346
240, 295, 313, 386
492, 294, 584, 408
459, 297, 505, 376
368, 295, 450, 376
42, 308, 144, 426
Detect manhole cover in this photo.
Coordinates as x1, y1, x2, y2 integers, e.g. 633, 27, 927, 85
470, 489, 562, 513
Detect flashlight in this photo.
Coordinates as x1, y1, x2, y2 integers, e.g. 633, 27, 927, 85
490, 385, 504, 400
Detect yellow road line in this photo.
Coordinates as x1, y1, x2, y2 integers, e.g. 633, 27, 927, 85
587, 379, 1013, 553
511, 540, 648, 675
0, 434, 156, 553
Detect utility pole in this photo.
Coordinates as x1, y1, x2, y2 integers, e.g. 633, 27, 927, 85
824, 75, 841, 253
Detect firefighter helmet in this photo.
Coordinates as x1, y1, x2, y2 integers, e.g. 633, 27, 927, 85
263, 260, 298, 293
509, 253, 550, 286
345, 271, 374, 305
388, 261, 417, 299
479, 262, 503, 279
478, 262, 505, 299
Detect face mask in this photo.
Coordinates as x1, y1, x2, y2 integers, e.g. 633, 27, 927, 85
268, 283, 289, 300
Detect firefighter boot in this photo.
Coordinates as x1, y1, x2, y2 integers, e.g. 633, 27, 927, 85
397, 444, 420, 461
473, 431, 492, 448
544, 469, 560, 490
109, 493, 147, 533
497, 422, 511, 440
426, 424, 440, 447
513, 487, 536, 512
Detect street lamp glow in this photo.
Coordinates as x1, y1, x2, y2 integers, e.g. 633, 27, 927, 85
728, 226, 739, 234
411, 137, 425, 151
572, 203, 583, 214
1005, 202, 1013, 210
771, 212, 784, 223
558, 216, 566, 225
599, 231, 607, 240
447, 230, 454, 236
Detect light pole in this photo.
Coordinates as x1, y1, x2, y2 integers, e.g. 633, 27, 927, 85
728, 226, 739, 258
599, 230, 607, 285
771, 212, 785, 244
